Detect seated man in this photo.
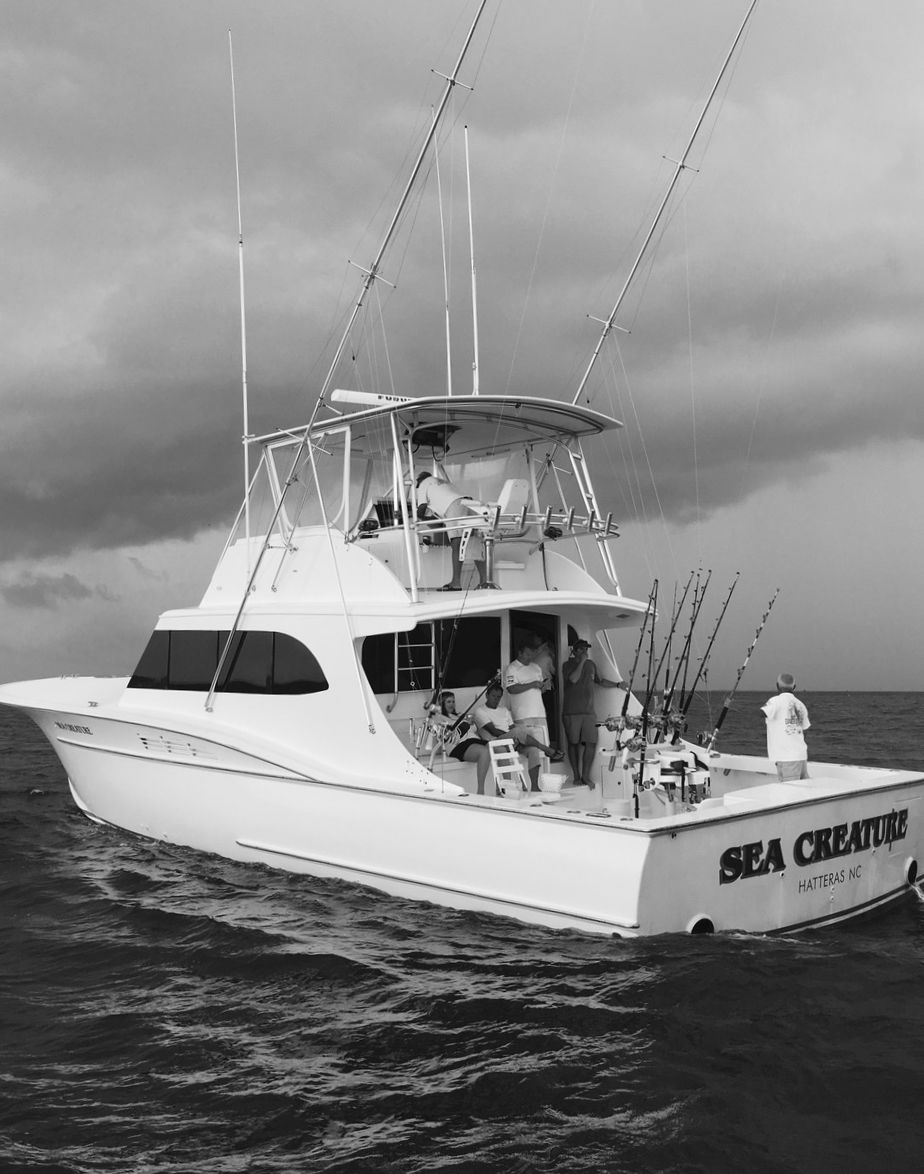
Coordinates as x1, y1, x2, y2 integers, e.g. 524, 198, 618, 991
415, 471, 488, 590
474, 681, 563, 794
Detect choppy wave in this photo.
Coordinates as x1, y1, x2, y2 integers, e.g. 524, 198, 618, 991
2, 697, 924, 1173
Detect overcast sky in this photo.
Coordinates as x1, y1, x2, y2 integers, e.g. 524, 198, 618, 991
3, 0, 923, 691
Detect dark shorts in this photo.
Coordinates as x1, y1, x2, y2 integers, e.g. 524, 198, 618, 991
450, 738, 485, 761
563, 713, 597, 743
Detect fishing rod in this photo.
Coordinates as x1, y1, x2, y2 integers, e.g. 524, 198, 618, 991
604, 580, 657, 774
677, 580, 699, 713
618, 578, 658, 724
445, 671, 502, 732
644, 571, 694, 727
704, 588, 780, 753
680, 572, 740, 719
427, 608, 466, 712
639, 579, 661, 746
423, 668, 502, 769
666, 569, 712, 713
664, 583, 678, 693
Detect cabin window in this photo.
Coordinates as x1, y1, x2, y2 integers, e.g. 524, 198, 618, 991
219, 631, 273, 693
361, 616, 501, 695
360, 632, 397, 696
169, 631, 221, 691
272, 632, 329, 694
127, 630, 328, 695
128, 630, 169, 689
435, 617, 501, 687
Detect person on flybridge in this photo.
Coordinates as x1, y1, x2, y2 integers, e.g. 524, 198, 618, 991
414, 471, 490, 591
762, 673, 811, 781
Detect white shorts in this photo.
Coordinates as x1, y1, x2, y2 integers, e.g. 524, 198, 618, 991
511, 719, 549, 768
776, 759, 809, 782
444, 498, 483, 559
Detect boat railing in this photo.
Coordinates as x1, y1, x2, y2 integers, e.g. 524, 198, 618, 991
351, 504, 620, 596
353, 505, 620, 544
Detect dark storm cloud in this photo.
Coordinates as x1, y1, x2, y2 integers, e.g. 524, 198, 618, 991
3, 0, 924, 559
0, 570, 115, 609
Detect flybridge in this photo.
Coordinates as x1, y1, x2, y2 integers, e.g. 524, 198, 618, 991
238, 391, 626, 601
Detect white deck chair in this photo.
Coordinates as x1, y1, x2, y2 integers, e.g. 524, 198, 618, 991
495, 478, 530, 515
488, 738, 530, 796
458, 479, 532, 577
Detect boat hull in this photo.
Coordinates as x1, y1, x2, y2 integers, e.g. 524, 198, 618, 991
18, 703, 924, 937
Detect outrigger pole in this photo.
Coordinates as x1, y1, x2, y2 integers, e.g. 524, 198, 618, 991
464, 125, 480, 395
205, 5, 491, 713
308, 0, 489, 429
704, 588, 780, 753
571, 0, 759, 405
433, 107, 453, 397
228, 32, 251, 569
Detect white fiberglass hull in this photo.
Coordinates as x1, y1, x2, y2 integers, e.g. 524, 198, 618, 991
16, 699, 924, 938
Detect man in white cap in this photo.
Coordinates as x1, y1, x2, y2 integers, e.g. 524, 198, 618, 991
761, 673, 810, 781
562, 637, 624, 788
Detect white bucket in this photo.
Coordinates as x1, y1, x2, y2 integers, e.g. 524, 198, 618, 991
538, 773, 563, 793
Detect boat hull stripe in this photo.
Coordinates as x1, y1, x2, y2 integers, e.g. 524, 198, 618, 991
235, 837, 641, 931
770, 882, 912, 934
55, 735, 308, 781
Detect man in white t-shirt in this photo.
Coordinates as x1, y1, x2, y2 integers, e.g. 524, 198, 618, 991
474, 681, 562, 792
415, 472, 487, 590
761, 672, 811, 781
503, 636, 561, 788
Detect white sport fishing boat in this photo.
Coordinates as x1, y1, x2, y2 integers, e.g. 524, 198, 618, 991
3, 2, 923, 936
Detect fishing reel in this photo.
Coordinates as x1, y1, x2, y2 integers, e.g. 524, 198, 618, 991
602, 713, 641, 735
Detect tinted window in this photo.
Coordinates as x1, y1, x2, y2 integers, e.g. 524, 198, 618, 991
362, 634, 395, 694
219, 630, 273, 693
272, 633, 328, 694
168, 631, 220, 690
128, 631, 169, 689
361, 617, 501, 695
127, 628, 328, 695
437, 617, 501, 688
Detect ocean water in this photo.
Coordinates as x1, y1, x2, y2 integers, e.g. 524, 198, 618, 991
2, 693, 924, 1173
